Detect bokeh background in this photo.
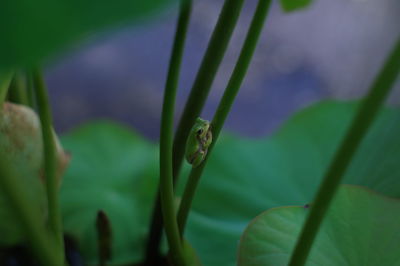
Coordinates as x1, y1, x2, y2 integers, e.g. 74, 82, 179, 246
45, 0, 400, 140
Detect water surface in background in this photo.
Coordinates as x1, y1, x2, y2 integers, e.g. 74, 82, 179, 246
46, 0, 400, 140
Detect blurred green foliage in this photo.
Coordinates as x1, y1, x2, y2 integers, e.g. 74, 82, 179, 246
0, 0, 176, 69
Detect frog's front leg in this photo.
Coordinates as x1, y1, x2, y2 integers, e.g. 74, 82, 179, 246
203, 130, 212, 147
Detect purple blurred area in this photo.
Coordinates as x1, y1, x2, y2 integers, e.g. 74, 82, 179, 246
45, 0, 400, 140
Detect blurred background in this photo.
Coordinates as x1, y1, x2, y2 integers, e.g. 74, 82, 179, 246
45, 0, 400, 140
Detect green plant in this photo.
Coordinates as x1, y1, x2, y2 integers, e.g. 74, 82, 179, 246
0, 0, 399, 266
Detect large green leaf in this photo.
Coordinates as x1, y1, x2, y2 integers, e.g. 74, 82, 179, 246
0, 0, 175, 69
60, 101, 400, 265
183, 101, 400, 266
60, 121, 158, 265
238, 185, 400, 265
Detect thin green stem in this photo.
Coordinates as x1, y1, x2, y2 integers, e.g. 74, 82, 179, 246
147, 0, 245, 257
0, 71, 13, 104
177, 169, 200, 236
0, 157, 60, 265
145, 0, 193, 259
172, 0, 245, 180
9, 72, 29, 105
288, 38, 400, 266
32, 67, 65, 265
26, 70, 37, 109
156, 0, 192, 265
177, 0, 272, 237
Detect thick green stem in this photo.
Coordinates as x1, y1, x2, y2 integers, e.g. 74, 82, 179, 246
156, 0, 192, 265
172, 0, 245, 180
0, 71, 13, 104
177, 0, 272, 237
288, 38, 400, 266
32, 68, 65, 265
0, 156, 60, 265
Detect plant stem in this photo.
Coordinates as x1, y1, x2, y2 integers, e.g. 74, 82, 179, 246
9, 72, 29, 105
177, 169, 200, 236
26, 70, 37, 109
32, 67, 65, 265
146, 0, 245, 258
156, 0, 192, 265
288, 38, 400, 266
0, 71, 13, 104
144, 0, 192, 256
0, 156, 60, 265
177, 0, 272, 237
172, 0, 245, 180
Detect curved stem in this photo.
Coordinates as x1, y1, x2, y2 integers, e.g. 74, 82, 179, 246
172, 0, 245, 180
0, 153, 60, 265
157, 0, 192, 265
288, 38, 400, 266
32, 67, 65, 265
177, 0, 272, 237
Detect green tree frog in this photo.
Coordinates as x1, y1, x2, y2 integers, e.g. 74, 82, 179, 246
185, 118, 212, 168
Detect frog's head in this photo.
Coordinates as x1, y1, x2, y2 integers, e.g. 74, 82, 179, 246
193, 117, 210, 140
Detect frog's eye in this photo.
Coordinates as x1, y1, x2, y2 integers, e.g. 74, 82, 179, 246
197, 128, 204, 135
